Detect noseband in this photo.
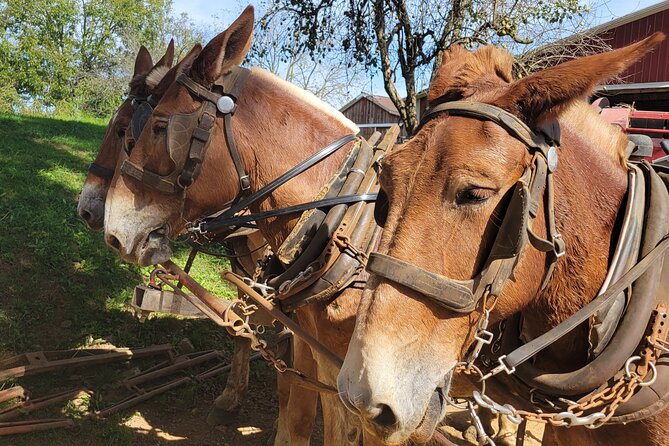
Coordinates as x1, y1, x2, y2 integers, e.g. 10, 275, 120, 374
367, 101, 565, 313
120, 67, 252, 194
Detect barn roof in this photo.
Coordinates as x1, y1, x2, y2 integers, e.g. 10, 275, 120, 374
587, 1, 669, 36
340, 93, 400, 115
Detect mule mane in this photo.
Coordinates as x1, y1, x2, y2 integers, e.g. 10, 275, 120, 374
250, 67, 359, 134
428, 45, 514, 103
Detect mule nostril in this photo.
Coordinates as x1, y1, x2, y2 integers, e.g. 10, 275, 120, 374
80, 210, 92, 222
108, 235, 121, 251
372, 404, 397, 428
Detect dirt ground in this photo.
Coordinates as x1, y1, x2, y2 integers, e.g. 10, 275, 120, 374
2, 352, 544, 446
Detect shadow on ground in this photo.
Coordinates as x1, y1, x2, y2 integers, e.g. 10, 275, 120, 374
0, 113, 281, 445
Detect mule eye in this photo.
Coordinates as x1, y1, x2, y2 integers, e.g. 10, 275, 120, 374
456, 187, 495, 205
116, 127, 127, 139
374, 188, 389, 227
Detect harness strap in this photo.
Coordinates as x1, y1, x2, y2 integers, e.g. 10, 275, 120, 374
224, 113, 250, 191
177, 70, 252, 192
367, 252, 477, 312
178, 101, 217, 188
421, 101, 553, 159
194, 193, 377, 233
88, 162, 115, 180
121, 159, 180, 194
208, 134, 357, 220
176, 74, 222, 104
495, 233, 669, 376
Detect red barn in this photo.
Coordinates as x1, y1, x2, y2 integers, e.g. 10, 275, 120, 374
594, 2, 669, 109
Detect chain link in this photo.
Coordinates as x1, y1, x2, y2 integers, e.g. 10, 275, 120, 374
456, 346, 653, 430
333, 233, 369, 266
152, 265, 339, 394
454, 302, 665, 434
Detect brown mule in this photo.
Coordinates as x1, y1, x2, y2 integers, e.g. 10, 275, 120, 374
337, 34, 669, 445
77, 41, 174, 230
101, 6, 401, 445
77, 42, 266, 430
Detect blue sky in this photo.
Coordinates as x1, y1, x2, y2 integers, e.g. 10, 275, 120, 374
173, 0, 665, 30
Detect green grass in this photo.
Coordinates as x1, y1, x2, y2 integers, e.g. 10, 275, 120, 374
0, 113, 259, 444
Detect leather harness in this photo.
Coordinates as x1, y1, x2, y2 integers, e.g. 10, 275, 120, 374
366, 99, 669, 424
87, 94, 154, 181
120, 67, 252, 194
368, 101, 565, 313
117, 64, 389, 312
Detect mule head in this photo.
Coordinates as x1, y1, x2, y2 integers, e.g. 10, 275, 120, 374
104, 6, 254, 265
337, 33, 664, 444
77, 40, 175, 230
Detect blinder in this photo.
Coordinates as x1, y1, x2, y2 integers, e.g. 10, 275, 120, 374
366, 101, 564, 313
120, 67, 252, 195
131, 100, 154, 143
368, 166, 533, 313
167, 111, 202, 177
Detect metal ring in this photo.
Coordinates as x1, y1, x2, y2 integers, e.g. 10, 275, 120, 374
624, 356, 641, 379
454, 362, 487, 396
638, 361, 658, 387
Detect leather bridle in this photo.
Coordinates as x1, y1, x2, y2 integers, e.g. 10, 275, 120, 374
365, 100, 669, 401
120, 67, 252, 194
117, 66, 367, 239
367, 101, 565, 313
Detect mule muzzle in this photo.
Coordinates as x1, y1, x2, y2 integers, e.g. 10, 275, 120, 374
105, 225, 172, 266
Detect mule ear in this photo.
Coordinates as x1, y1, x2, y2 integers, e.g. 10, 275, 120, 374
155, 38, 175, 68
145, 39, 177, 89
134, 45, 153, 77
154, 44, 203, 97
190, 5, 254, 86
428, 45, 469, 104
496, 32, 665, 129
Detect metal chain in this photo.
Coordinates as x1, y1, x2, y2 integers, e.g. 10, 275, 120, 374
456, 346, 656, 431
465, 289, 496, 367
333, 233, 369, 266
152, 266, 338, 394
454, 301, 664, 435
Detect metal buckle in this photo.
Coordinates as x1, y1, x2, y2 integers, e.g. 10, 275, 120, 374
475, 329, 494, 345
187, 220, 205, 235
239, 175, 251, 191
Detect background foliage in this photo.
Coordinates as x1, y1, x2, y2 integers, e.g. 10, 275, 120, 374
0, 0, 599, 121
262, 0, 596, 132
0, 0, 202, 117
